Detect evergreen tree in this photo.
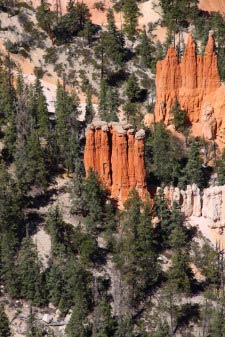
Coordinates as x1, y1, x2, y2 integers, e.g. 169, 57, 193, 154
209, 306, 225, 337
167, 249, 194, 294
98, 79, 108, 120
0, 232, 20, 298
182, 140, 205, 188
16, 78, 33, 145
115, 189, 159, 305
66, 300, 91, 337
53, 1, 92, 44
82, 19, 95, 46
217, 148, 225, 185
105, 9, 125, 66
0, 306, 11, 337
146, 122, 184, 185
55, 82, 81, 173
136, 28, 155, 69
167, 203, 194, 295
46, 206, 74, 258
193, 240, 219, 286
159, 0, 199, 37
94, 9, 125, 77
115, 316, 134, 337
33, 76, 49, 138
123, 0, 140, 40
47, 257, 92, 314
124, 74, 142, 125
99, 79, 119, 122
70, 162, 86, 215
0, 56, 17, 158
93, 299, 117, 337
0, 164, 24, 297
83, 169, 116, 235
15, 130, 48, 193
85, 88, 94, 124
17, 237, 46, 306
150, 321, 170, 337
171, 99, 187, 132
36, 0, 56, 44
126, 74, 141, 103
211, 13, 225, 81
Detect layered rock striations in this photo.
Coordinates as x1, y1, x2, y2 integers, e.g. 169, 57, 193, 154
154, 33, 225, 143
84, 121, 149, 205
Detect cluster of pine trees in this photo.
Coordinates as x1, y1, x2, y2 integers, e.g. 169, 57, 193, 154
0, 0, 224, 336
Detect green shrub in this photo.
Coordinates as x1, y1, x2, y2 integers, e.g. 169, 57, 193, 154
5, 40, 19, 54
44, 47, 58, 64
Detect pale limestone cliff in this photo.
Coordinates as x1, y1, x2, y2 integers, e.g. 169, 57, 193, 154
161, 184, 225, 228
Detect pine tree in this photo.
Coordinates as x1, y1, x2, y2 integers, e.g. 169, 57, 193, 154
33, 76, 49, 138
99, 80, 119, 122
150, 321, 170, 337
83, 169, 110, 235
93, 299, 117, 336
147, 122, 184, 185
16, 78, 33, 144
171, 100, 187, 132
115, 189, 159, 305
115, 316, 134, 337
53, 257, 92, 314
94, 9, 125, 77
70, 162, 86, 215
0, 306, 11, 337
167, 203, 194, 295
123, 0, 140, 41
105, 9, 125, 66
182, 140, 205, 188
66, 300, 91, 337
0, 231, 20, 297
36, 0, 56, 44
54, 1, 92, 43
85, 88, 94, 124
46, 206, 73, 258
55, 82, 81, 173
17, 237, 46, 306
217, 148, 225, 185
209, 306, 225, 337
46, 264, 63, 307
0, 56, 18, 158
106, 86, 119, 122
136, 28, 155, 68
0, 164, 24, 296
126, 74, 141, 103
99, 79, 108, 119
15, 130, 48, 193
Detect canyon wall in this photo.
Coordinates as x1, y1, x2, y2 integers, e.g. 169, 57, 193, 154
84, 121, 149, 205
154, 33, 225, 144
161, 184, 225, 228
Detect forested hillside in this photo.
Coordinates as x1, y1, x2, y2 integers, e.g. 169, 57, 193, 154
0, 0, 224, 336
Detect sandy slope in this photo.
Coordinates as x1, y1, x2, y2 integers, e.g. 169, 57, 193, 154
28, 0, 121, 25
199, 0, 225, 13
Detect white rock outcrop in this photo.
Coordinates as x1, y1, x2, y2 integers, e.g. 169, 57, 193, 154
161, 184, 225, 228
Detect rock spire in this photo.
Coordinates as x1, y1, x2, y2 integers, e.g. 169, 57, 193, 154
154, 33, 225, 144
84, 121, 149, 205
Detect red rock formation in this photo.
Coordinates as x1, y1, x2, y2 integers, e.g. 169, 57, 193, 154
84, 121, 149, 205
154, 33, 225, 144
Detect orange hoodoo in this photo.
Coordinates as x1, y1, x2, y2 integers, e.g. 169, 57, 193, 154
84, 121, 150, 206
154, 32, 225, 144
